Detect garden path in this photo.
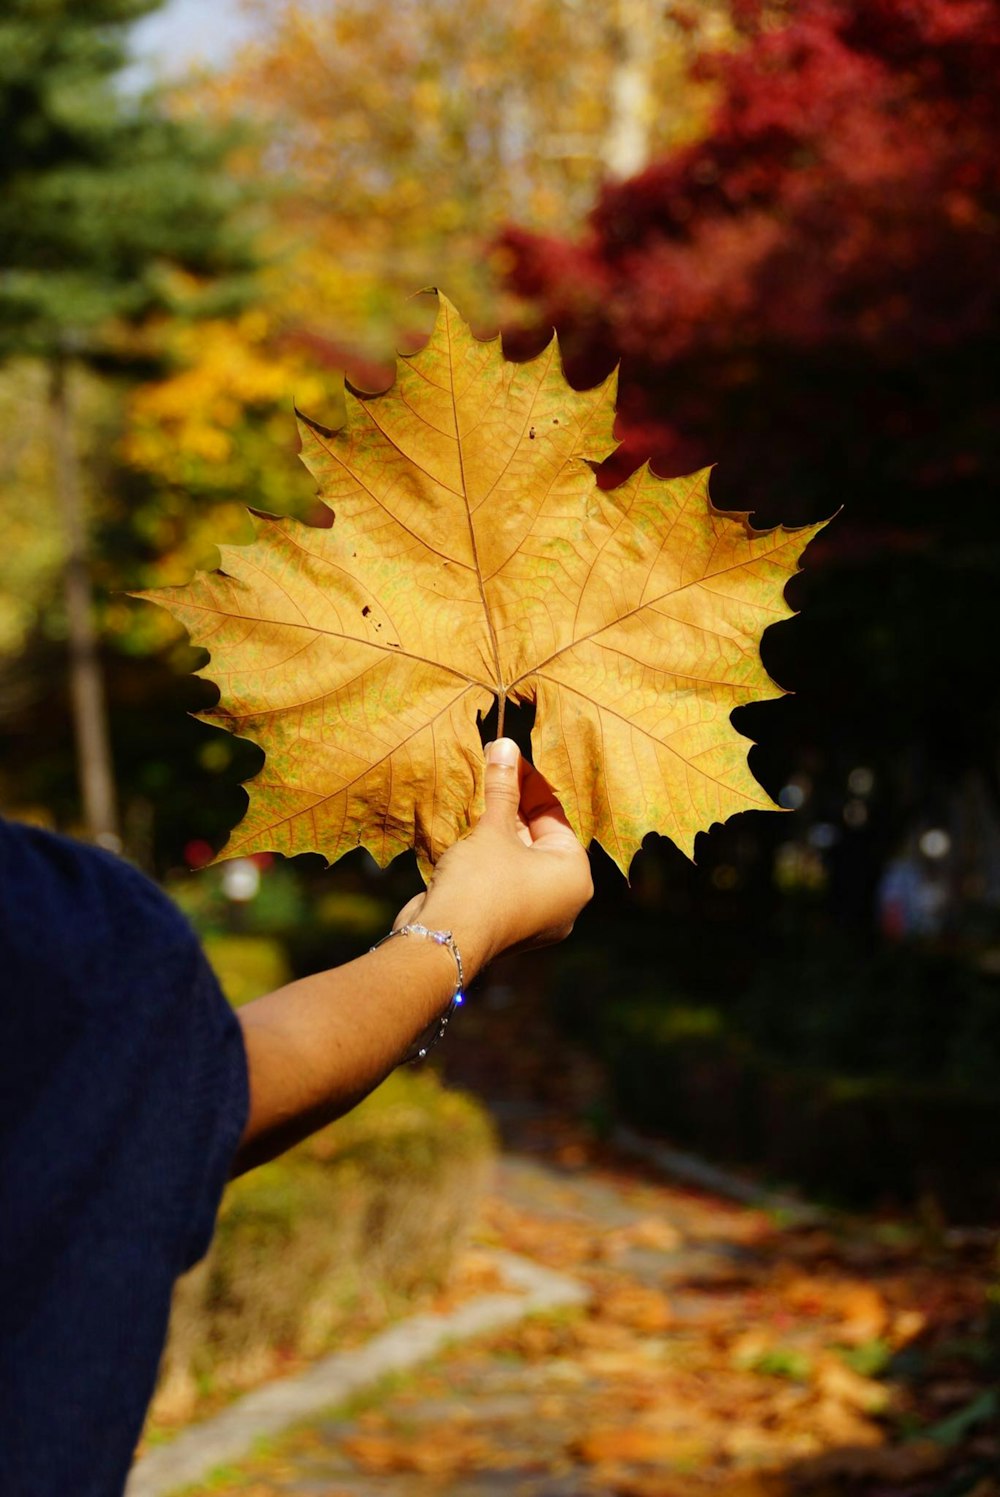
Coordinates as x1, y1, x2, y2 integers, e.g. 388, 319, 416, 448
170, 1139, 998, 1497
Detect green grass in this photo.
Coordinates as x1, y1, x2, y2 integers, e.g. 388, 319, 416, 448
838, 1338, 893, 1378
745, 1347, 813, 1382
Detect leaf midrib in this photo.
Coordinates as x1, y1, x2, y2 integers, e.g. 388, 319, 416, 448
444, 302, 508, 700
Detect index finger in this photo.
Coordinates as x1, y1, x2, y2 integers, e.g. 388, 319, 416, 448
518, 759, 577, 844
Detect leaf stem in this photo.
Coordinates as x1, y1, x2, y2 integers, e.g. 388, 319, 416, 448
497, 691, 507, 740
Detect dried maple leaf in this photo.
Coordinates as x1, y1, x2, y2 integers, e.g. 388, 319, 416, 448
142, 294, 824, 876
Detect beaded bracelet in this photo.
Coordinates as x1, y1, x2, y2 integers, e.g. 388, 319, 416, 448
369, 922, 466, 1063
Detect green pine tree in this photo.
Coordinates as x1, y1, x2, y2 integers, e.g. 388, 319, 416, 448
0, 0, 254, 848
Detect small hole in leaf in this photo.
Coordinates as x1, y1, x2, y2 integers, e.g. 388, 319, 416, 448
362, 605, 371, 617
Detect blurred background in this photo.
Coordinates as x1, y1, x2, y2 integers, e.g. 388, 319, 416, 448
3, 0, 1000, 1468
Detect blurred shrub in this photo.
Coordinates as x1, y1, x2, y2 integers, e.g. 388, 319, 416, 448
168, 862, 396, 979
167, 861, 309, 938
733, 946, 1000, 1093
556, 938, 1000, 1217
201, 933, 291, 1007
150, 1068, 495, 1426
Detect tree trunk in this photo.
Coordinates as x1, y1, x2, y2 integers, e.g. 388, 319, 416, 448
604, 0, 655, 180
49, 356, 120, 851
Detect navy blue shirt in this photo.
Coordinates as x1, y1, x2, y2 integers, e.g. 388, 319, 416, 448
0, 820, 249, 1495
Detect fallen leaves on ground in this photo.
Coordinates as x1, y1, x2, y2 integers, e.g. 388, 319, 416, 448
346, 1167, 994, 1497
780, 1273, 891, 1345
341, 1425, 498, 1478
177, 1143, 1000, 1497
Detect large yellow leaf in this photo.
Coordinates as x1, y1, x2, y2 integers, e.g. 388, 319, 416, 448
143, 294, 824, 877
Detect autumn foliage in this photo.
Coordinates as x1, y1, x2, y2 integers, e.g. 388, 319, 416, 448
501, 0, 1000, 506
501, 0, 1000, 827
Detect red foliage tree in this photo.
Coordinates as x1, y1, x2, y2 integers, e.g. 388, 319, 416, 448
504, 0, 998, 502
502, 0, 1000, 854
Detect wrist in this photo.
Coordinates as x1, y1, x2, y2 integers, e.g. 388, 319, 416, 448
370, 923, 466, 1063
417, 895, 508, 979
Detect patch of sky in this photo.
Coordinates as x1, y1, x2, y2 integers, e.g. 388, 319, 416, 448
125, 0, 259, 88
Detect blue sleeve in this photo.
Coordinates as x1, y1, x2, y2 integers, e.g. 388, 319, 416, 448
0, 819, 249, 1496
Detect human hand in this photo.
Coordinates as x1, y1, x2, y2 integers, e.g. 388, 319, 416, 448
394, 738, 593, 978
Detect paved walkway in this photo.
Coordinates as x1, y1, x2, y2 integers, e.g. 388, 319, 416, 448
127, 1234, 586, 1497
140, 1151, 831, 1496
131, 1144, 993, 1497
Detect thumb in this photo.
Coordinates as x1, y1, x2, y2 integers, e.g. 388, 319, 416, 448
481, 738, 522, 827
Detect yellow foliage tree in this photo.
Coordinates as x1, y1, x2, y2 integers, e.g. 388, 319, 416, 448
225, 0, 727, 330
123, 0, 728, 519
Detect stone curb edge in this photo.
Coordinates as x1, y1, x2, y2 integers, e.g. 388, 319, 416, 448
613, 1126, 827, 1225
126, 1249, 589, 1497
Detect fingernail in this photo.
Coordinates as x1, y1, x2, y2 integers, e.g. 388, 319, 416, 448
487, 737, 519, 767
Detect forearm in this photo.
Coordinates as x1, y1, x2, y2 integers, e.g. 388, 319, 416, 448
229, 739, 591, 1177
231, 909, 489, 1176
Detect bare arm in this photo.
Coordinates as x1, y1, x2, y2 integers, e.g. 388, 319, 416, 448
231, 738, 592, 1175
